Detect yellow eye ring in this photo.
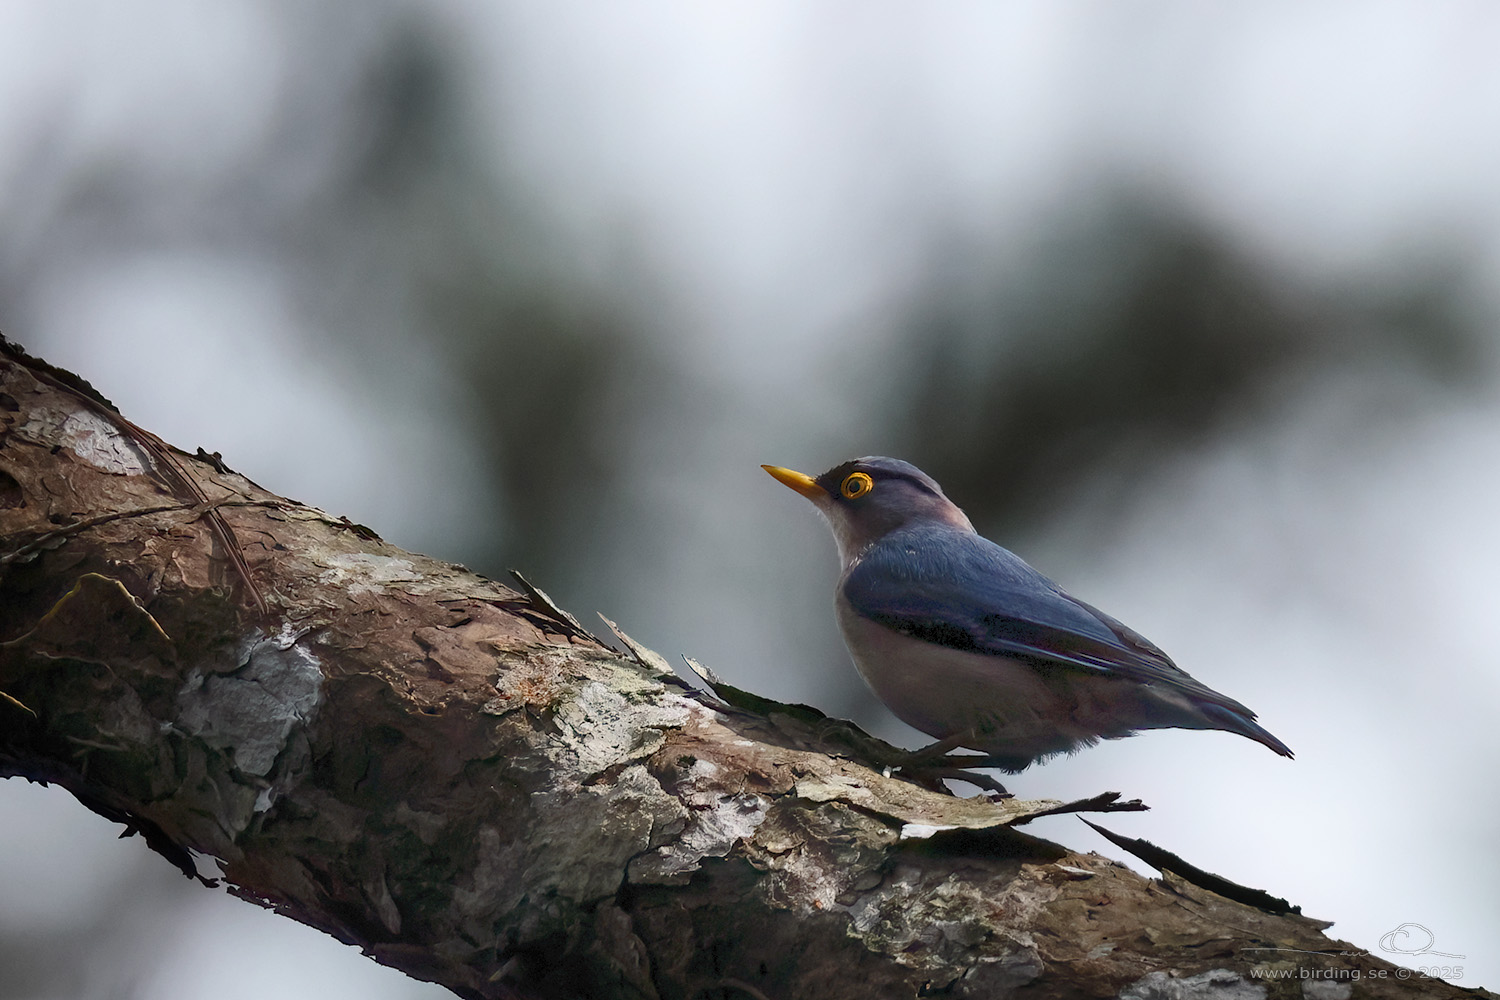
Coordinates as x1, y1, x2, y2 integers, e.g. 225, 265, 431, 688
840, 472, 874, 499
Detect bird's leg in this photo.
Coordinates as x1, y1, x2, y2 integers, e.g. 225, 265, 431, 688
928, 753, 1016, 770
903, 731, 974, 764
907, 731, 1019, 771
892, 730, 1012, 798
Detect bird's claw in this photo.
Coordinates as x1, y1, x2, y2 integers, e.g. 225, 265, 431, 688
892, 761, 1012, 797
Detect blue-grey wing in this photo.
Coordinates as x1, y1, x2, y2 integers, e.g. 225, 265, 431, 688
841, 525, 1250, 712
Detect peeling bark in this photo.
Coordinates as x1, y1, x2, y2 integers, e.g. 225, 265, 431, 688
0, 339, 1491, 1000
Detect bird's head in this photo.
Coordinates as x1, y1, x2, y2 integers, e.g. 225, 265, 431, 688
762, 457, 974, 565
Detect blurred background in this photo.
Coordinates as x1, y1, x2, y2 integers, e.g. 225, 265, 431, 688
3, 1, 1498, 996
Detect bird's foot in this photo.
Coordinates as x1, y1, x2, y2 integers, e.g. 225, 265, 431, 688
914, 766, 1011, 797
886, 755, 1012, 797
880, 733, 1015, 796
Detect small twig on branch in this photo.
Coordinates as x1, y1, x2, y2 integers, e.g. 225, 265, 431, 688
0, 498, 297, 565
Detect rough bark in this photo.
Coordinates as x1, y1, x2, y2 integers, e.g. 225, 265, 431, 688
0, 338, 1489, 1000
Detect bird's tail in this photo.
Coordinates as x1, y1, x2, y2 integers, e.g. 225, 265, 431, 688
1199, 703, 1294, 759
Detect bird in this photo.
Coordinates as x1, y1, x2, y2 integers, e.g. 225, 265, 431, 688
762, 457, 1292, 775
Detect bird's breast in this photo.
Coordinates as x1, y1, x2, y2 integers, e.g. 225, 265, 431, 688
833, 593, 1073, 755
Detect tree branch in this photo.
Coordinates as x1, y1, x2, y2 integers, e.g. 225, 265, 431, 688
0, 339, 1489, 999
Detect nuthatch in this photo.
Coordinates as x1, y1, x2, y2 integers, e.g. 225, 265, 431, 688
764, 457, 1292, 773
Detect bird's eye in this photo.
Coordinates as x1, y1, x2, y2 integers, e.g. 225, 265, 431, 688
840, 472, 874, 499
